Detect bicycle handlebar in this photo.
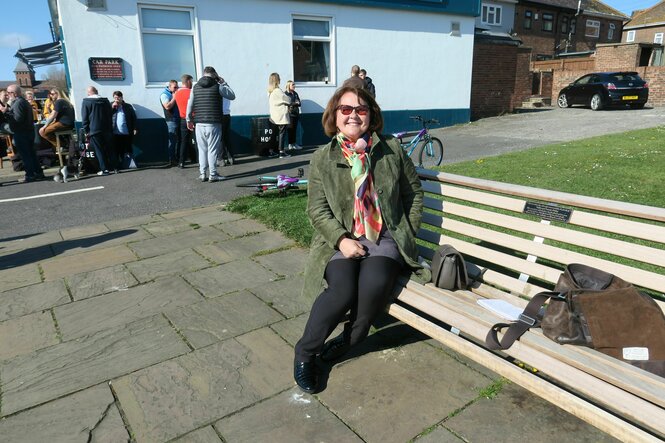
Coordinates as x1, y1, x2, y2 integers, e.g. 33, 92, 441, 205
409, 116, 440, 127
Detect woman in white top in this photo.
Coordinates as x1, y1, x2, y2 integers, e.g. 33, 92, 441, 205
267, 72, 290, 158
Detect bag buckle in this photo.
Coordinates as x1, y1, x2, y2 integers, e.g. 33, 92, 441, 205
518, 313, 536, 326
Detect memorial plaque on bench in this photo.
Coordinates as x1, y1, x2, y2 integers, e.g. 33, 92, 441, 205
523, 201, 572, 223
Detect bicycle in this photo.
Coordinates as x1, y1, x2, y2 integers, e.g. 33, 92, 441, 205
235, 167, 308, 194
392, 116, 444, 169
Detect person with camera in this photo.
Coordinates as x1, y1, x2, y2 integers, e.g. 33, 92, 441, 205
160, 79, 180, 166
186, 66, 235, 182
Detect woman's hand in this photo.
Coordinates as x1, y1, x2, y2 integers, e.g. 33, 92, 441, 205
338, 237, 366, 259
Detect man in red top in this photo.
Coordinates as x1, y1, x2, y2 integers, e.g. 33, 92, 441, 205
173, 74, 193, 168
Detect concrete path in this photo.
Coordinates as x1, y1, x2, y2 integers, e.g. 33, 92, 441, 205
0, 204, 620, 442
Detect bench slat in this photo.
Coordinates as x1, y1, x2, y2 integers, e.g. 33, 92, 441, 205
422, 212, 665, 295
388, 303, 662, 443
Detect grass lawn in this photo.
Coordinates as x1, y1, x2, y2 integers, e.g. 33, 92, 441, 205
226, 127, 665, 247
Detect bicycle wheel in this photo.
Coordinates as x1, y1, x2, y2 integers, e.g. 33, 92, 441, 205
418, 137, 444, 168
235, 177, 278, 191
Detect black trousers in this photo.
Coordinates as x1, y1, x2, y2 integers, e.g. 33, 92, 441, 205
287, 113, 299, 145
277, 124, 288, 152
178, 120, 192, 164
113, 134, 133, 160
89, 132, 115, 172
220, 114, 233, 160
294, 257, 402, 362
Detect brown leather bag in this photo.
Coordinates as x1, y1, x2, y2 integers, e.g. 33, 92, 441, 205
487, 264, 665, 377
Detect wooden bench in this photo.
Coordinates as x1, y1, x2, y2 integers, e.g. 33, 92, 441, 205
389, 169, 665, 442
54, 130, 76, 168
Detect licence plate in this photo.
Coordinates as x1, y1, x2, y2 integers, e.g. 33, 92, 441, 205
622, 96, 639, 100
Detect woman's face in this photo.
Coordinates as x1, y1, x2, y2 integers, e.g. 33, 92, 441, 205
0, 91, 7, 103
336, 92, 370, 142
289, 83, 296, 92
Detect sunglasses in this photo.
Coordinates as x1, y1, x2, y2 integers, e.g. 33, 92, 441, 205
337, 105, 369, 116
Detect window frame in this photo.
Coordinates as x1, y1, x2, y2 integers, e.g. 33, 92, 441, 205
523, 10, 532, 30
655, 33, 664, 44
608, 23, 615, 40
542, 13, 554, 32
627, 30, 636, 42
291, 14, 335, 86
585, 19, 600, 38
561, 16, 569, 34
481, 4, 502, 26
137, 4, 201, 87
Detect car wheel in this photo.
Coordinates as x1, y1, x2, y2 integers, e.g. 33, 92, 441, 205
630, 103, 645, 109
557, 94, 571, 108
590, 94, 603, 111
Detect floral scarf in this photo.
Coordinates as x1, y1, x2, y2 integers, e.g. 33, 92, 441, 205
337, 133, 383, 243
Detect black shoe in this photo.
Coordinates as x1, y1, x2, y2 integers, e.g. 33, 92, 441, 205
320, 333, 351, 362
178, 163, 185, 169
294, 361, 318, 394
228, 156, 235, 166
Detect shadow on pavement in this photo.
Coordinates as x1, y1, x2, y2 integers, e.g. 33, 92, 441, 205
0, 229, 138, 270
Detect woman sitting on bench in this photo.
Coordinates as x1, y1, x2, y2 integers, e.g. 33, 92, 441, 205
293, 86, 427, 394
38, 89, 75, 147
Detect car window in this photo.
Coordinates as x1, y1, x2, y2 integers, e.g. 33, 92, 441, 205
590, 75, 601, 83
575, 75, 591, 85
616, 74, 641, 81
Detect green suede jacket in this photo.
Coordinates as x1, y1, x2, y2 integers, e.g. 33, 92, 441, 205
301, 132, 431, 301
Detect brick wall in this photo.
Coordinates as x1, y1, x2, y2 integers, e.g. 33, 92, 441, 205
552, 66, 665, 107
595, 44, 640, 71
471, 41, 532, 120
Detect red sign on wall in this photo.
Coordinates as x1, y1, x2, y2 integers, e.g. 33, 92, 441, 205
88, 57, 124, 81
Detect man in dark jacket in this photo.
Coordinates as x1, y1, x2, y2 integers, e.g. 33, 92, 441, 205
359, 69, 376, 98
185, 66, 235, 182
1, 85, 44, 182
111, 90, 138, 168
81, 85, 114, 175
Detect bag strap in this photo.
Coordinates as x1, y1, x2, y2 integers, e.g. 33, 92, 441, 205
485, 291, 563, 350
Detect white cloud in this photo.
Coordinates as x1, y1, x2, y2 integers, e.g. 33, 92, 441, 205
0, 33, 33, 49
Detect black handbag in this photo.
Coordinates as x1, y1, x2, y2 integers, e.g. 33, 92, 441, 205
430, 245, 469, 291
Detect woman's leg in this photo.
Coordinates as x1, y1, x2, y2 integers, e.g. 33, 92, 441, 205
294, 259, 360, 362
287, 117, 297, 145
277, 124, 288, 152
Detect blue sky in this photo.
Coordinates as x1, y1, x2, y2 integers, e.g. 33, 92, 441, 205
0, 0, 659, 81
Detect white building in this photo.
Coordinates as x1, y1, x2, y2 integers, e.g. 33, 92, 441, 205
47, 0, 480, 163
476, 1, 517, 34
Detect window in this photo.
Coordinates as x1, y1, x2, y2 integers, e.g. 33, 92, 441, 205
561, 16, 568, 34
542, 13, 554, 32
608, 23, 615, 40
585, 20, 600, 38
655, 33, 664, 44
627, 30, 635, 42
481, 4, 502, 26
524, 10, 532, 30
139, 6, 197, 84
292, 17, 332, 83
571, 18, 576, 34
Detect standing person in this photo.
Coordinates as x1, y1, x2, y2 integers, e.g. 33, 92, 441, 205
174, 74, 193, 169
285, 80, 302, 151
160, 79, 180, 166
81, 85, 115, 175
38, 90, 75, 147
219, 96, 235, 165
359, 69, 375, 98
111, 91, 138, 168
293, 86, 427, 394
342, 65, 365, 90
186, 66, 235, 182
0, 85, 45, 182
267, 72, 290, 158
25, 90, 41, 122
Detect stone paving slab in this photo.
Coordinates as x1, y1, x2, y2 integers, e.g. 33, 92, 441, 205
249, 274, 310, 318
0, 310, 58, 360
216, 218, 268, 237
55, 276, 203, 340
128, 227, 227, 259
0, 263, 42, 292
66, 264, 139, 301
0, 383, 129, 443
165, 290, 284, 349
40, 244, 137, 281
59, 223, 110, 241
0, 244, 54, 268
142, 218, 198, 237
172, 426, 223, 443
182, 209, 244, 227
125, 248, 211, 283
113, 327, 293, 443
50, 228, 152, 257
193, 243, 235, 265
442, 383, 620, 442
317, 339, 490, 443
160, 205, 225, 220
0, 314, 189, 416
215, 387, 362, 442
210, 230, 294, 259
253, 247, 308, 277
0, 279, 70, 321
184, 259, 279, 298
0, 230, 62, 253
103, 213, 164, 230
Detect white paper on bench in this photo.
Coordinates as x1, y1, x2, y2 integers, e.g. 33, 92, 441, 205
477, 299, 523, 321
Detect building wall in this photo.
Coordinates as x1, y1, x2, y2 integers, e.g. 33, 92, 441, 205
622, 25, 665, 44
594, 43, 641, 71
475, 1, 517, 34
55, 0, 476, 163
470, 41, 531, 119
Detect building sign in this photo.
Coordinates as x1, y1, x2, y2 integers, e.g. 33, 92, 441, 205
523, 201, 573, 223
88, 57, 124, 80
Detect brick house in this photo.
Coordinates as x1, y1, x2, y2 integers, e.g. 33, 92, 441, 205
623, 1, 665, 45
513, 0, 626, 59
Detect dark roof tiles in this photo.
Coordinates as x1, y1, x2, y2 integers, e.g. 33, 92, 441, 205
626, 1, 665, 27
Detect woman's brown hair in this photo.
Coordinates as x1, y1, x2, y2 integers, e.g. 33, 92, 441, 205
321, 86, 383, 137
